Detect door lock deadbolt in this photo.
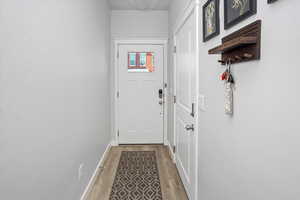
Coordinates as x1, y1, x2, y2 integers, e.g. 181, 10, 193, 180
159, 89, 163, 99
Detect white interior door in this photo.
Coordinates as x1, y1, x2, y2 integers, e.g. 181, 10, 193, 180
174, 9, 197, 200
118, 44, 164, 144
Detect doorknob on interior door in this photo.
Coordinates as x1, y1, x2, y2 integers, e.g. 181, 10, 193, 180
185, 124, 194, 131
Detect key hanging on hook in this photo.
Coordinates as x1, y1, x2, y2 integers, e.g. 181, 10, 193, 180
227, 60, 235, 84
224, 59, 234, 115
220, 60, 229, 81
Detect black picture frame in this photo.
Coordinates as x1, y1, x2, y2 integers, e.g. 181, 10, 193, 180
268, 0, 278, 4
224, 0, 257, 30
203, 0, 220, 42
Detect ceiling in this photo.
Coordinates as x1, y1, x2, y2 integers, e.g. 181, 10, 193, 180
109, 0, 171, 10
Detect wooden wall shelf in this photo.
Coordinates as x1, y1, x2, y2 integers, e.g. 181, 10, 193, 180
208, 20, 261, 65
209, 36, 257, 54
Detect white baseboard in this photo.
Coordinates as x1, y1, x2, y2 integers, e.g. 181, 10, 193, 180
110, 140, 118, 146
166, 140, 176, 163
80, 141, 112, 200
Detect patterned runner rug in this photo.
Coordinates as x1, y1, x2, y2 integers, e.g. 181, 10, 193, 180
109, 151, 163, 200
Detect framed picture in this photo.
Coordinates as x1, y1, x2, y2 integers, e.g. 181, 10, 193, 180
268, 0, 278, 4
203, 0, 220, 42
224, 0, 257, 29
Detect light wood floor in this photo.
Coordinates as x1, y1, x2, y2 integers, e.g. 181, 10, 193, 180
86, 145, 189, 200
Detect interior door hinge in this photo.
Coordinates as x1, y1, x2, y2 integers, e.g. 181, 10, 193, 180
173, 46, 177, 53
117, 91, 120, 98
191, 103, 195, 117
174, 95, 177, 104
117, 130, 119, 137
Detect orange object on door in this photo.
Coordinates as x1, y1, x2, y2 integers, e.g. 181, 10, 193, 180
146, 53, 154, 72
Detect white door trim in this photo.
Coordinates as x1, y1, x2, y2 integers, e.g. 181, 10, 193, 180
173, 1, 200, 199
113, 39, 168, 146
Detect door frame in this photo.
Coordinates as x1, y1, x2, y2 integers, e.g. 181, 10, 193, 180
113, 39, 168, 146
173, 0, 200, 199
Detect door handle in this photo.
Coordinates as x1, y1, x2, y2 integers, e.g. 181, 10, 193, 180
185, 124, 194, 131
159, 100, 163, 105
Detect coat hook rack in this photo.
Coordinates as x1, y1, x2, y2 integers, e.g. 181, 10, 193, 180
209, 20, 261, 65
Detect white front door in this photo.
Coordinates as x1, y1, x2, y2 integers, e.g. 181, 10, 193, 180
174, 8, 198, 200
118, 44, 164, 144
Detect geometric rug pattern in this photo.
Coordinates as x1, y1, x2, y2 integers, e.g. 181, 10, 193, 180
109, 151, 163, 200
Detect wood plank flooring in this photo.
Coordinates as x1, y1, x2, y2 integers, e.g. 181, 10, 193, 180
86, 145, 189, 200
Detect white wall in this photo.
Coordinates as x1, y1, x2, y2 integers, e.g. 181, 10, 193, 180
169, 0, 300, 200
0, 0, 111, 199
111, 10, 168, 39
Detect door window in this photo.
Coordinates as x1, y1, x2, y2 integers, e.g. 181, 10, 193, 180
128, 52, 155, 72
